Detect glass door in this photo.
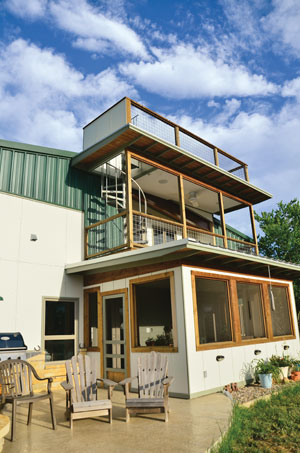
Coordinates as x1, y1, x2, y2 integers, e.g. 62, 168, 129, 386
103, 294, 126, 383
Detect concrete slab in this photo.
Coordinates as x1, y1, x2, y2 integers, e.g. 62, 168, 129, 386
1, 389, 232, 453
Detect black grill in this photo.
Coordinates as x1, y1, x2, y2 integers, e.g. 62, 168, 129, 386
0, 332, 27, 361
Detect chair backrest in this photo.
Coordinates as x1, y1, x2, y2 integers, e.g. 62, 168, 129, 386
65, 355, 97, 403
137, 351, 168, 399
0, 359, 33, 399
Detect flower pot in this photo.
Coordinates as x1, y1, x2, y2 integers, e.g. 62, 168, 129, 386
279, 366, 289, 379
259, 373, 272, 388
291, 371, 300, 381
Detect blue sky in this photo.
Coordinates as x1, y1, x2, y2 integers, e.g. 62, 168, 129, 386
1, 0, 300, 221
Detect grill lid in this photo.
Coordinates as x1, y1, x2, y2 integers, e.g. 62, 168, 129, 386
0, 332, 27, 351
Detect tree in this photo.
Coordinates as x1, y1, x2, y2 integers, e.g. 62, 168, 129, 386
254, 198, 300, 316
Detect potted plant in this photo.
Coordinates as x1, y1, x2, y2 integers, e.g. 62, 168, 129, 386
254, 359, 280, 388
145, 337, 155, 347
291, 363, 300, 381
269, 355, 293, 380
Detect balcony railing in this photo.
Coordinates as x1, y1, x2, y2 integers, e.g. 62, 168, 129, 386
130, 103, 247, 180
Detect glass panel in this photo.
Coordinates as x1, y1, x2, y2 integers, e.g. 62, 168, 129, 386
45, 340, 74, 362
237, 283, 265, 339
106, 344, 112, 354
134, 278, 173, 347
270, 286, 292, 336
88, 292, 98, 347
105, 297, 124, 342
106, 357, 113, 368
195, 278, 232, 344
45, 301, 74, 335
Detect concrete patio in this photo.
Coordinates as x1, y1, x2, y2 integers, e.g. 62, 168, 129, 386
1, 389, 232, 453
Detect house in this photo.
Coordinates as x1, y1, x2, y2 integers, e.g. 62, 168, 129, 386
0, 97, 299, 398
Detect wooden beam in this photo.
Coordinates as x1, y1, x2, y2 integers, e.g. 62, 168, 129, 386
175, 126, 180, 147
218, 192, 228, 249
178, 175, 187, 238
126, 151, 133, 249
213, 147, 219, 166
249, 205, 259, 255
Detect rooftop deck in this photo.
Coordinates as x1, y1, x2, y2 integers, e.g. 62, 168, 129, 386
1, 388, 231, 453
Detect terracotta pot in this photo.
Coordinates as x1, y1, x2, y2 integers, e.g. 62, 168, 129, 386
291, 371, 300, 381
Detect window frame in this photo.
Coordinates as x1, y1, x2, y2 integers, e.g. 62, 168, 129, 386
191, 271, 296, 351
129, 271, 178, 352
84, 287, 101, 352
42, 297, 79, 363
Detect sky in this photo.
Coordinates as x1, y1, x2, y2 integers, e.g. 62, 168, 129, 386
1, 0, 300, 227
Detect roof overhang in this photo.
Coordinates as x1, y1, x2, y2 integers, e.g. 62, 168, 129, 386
65, 239, 300, 280
71, 124, 272, 206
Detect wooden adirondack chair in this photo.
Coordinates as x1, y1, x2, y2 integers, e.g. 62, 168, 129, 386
61, 355, 117, 429
0, 359, 56, 441
120, 351, 174, 422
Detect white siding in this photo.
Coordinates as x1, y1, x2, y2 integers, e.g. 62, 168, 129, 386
0, 192, 84, 350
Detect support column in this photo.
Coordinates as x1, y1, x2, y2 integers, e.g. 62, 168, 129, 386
249, 205, 259, 255
178, 175, 187, 238
218, 192, 228, 249
125, 151, 133, 248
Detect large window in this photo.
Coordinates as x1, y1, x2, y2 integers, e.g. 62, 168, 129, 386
269, 286, 293, 337
84, 289, 99, 349
192, 271, 295, 350
237, 282, 265, 339
43, 299, 78, 362
130, 273, 177, 350
194, 278, 232, 345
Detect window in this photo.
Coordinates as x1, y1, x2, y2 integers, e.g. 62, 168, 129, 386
130, 273, 177, 350
237, 282, 265, 339
84, 290, 99, 349
269, 286, 292, 337
194, 277, 232, 345
43, 299, 77, 362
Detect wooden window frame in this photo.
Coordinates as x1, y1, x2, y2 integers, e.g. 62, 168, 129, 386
84, 287, 101, 352
191, 271, 296, 351
129, 272, 178, 353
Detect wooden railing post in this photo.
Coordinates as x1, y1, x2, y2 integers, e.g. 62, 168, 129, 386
244, 165, 249, 181
126, 151, 133, 249
175, 126, 180, 147
178, 175, 187, 238
213, 147, 219, 167
125, 98, 131, 123
218, 192, 228, 249
249, 205, 259, 255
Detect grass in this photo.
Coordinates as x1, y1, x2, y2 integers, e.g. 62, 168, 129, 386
215, 383, 300, 453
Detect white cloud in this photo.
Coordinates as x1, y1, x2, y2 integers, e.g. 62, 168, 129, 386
0, 39, 137, 150
5, 0, 47, 19
282, 77, 300, 99
120, 44, 278, 99
263, 0, 300, 56
49, 0, 148, 59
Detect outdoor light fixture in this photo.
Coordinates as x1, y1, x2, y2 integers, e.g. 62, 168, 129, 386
188, 191, 198, 207
216, 355, 225, 362
254, 349, 262, 355
283, 345, 290, 350
30, 234, 38, 241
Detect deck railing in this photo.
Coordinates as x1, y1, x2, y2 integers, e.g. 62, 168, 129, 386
130, 103, 247, 180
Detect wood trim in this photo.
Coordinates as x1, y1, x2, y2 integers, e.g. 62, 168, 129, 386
249, 205, 259, 255
175, 126, 180, 147
229, 279, 241, 343
227, 237, 256, 246
85, 210, 127, 230
218, 192, 228, 248
244, 165, 249, 182
262, 283, 274, 341
125, 97, 131, 123
129, 152, 252, 207
126, 151, 133, 249
213, 148, 219, 167
129, 271, 178, 352
100, 288, 130, 379
84, 287, 101, 353
178, 175, 187, 238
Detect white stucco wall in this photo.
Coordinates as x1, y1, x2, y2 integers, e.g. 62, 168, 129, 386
0, 192, 84, 350
181, 266, 300, 397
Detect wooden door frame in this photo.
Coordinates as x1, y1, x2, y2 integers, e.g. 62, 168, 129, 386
100, 288, 130, 380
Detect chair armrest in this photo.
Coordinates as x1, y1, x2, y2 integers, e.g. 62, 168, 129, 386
97, 378, 118, 400
119, 377, 136, 386
61, 381, 73, 392
162, 377, 175, 386
97, 378, 118, 387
